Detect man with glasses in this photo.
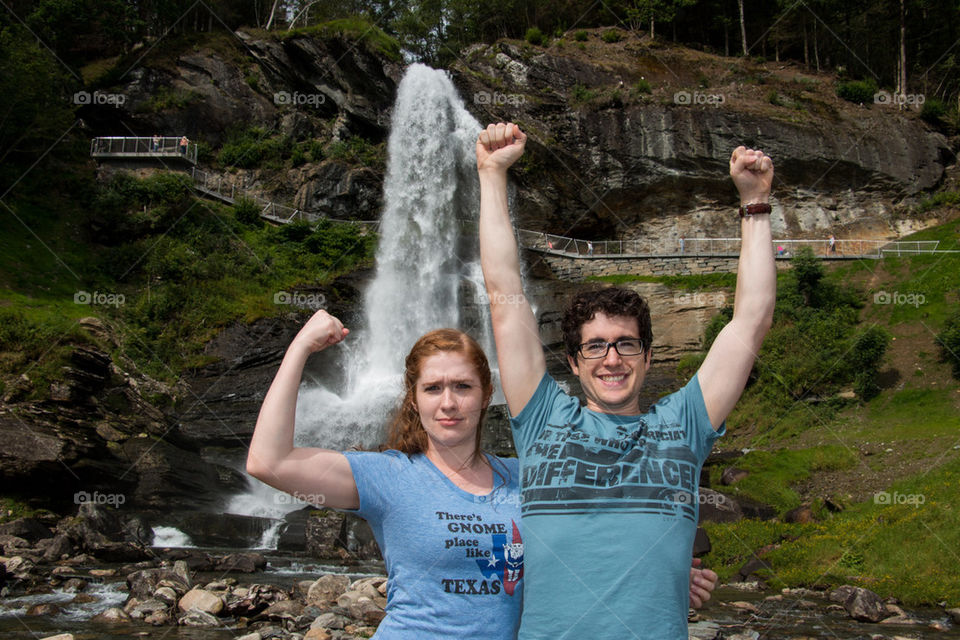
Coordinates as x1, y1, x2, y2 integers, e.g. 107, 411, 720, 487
476, 122, 776, 639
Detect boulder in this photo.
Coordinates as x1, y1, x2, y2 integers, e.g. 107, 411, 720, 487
311, 611, 348, 630
127, 568, 191, 600
41, 534, 75, 561
0, 518, 53, 542
721, 467, 749, 485
697, 488, 742, 523
784, 505, 814, 524
306, 574, 350, 606
215, 552, 266, 573
178, 609, 220, 626
27, 602, 62, 616
90, 606, 131, 623
178, 588, 224, 615
947, 607, 960, 624
830, 585, 887, 622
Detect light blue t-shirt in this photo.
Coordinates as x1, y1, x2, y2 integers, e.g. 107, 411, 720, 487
345, 450, 524, 640
511, 373, 723, 640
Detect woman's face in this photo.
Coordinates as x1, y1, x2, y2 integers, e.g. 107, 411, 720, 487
414, 351, 488, 454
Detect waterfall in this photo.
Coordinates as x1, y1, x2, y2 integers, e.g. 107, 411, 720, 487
228, 64, 495, 536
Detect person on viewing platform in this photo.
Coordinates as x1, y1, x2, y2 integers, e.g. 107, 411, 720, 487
477, 122, 775, 640
247, 310, 718, 639
179, 135, 189, 154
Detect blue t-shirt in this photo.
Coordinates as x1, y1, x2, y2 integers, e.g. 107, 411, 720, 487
511, 374, 723, 640
344, 450, 524, 640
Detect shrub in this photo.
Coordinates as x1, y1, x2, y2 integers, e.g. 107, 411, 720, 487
920, 98, 947, 125
525, 27, 544, 46
936, 311, 960, 379
836, 79, 877, 104
234, 197, 262, 227
574, 30, 588, 42
601, 29, 622, 43
850, 325, 891, 400
634, 79, 652, 94
571, 83, 596, 103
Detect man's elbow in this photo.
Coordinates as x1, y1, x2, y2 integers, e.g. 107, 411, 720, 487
245, 453, 267, 480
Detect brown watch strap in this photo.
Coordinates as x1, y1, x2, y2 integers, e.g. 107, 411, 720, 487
739, 203, 772, 217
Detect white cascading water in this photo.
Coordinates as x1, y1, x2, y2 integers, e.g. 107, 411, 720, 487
227, 64, 495, 539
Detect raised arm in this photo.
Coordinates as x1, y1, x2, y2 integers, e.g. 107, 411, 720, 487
477, 123, 546, 416
246, 310, 359, 509
697, 147, 776, 429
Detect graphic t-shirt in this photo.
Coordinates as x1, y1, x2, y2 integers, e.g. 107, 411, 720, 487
511, 373, 722, 640
344, 450, 524, 640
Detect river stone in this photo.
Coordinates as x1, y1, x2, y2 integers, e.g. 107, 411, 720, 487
261, 598, 304, 620
127, 568, 191, 599
687, 620, 721, 639
312, 612, 348, 629
27, 602, 62, 616
40, 635, 74, 640
71, 593, 98, 604
179, 608, 220, 626
61, 577, 87, 592
947, 608, 960, 624
834, 586, 886, 622
145, 610, 171, 625
2, 556, 35, 578
784, 505, 814, 524
304, 629, 331, 640
42, 534, 74, 561
215, 552, 266, 573
350, 576, 387, 599
154, 585, 178, 604
730, 601, 760, 614
348, 597, 386, 625
307, 574, 350, 606
236, 634, 262, 640
0, 535, 30, 554
179, 587, 224, 614
727, 633, 760, 640
90, 606, 131, 623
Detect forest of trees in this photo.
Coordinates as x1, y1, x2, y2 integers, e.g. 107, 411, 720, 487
1, 0, 959, 184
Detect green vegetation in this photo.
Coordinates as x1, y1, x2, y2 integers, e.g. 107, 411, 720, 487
2, 173, 376, 385
134, 86, 201, 114
326, 137, 386, 169
704, 457, 960, 605
836, 78, 878, 104
916, 189, 960, 214
280, 18, 402, 62
920, 97, 947, 125
217, 126, 294, 170
634, 79, 652, 94
936, 311, 960, 378
601, 29, 623, 43
574, 30, 588, 41
525, 27, 544, 46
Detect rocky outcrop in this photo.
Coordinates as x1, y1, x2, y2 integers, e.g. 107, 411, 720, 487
451, 39, 952, 241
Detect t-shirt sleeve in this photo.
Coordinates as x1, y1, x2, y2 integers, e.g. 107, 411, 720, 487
342, 450, 405, 522
509, 373, 570, 454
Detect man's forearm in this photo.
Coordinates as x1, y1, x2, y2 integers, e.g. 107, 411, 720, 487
479, 170, 524, 296
733, 209, 776, 342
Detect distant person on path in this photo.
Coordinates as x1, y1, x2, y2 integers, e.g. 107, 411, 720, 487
152, 134, 160, 152
477, 122, 773, 640
680, 236, 685, 253
246, 311, 717, 639
587, 240, 594, 256
828, 234, 837, 254
179, 135, 189, 154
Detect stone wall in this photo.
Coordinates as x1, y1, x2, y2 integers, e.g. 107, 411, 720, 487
530, 251, 796, 280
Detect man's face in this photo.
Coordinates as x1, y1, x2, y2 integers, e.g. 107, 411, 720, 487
567, 312, 651, 416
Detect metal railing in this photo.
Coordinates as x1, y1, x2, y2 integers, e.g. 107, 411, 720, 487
90, 136, 198, 164
519, 230, 942, 258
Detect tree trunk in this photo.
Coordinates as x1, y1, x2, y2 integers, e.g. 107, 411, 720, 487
898, 0, 907, 99
650, 16, 655, 40
738, 0, 748, 55
265, 0, 281, 30
813, 19, 820, 71
803, 17, 809, 68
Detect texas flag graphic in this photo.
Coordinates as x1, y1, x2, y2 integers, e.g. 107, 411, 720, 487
476, 520, 524, 595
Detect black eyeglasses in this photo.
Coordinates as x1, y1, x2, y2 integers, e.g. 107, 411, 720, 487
577, 339, 645, 359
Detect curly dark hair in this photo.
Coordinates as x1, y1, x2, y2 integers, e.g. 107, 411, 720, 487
561, 286, 653, 360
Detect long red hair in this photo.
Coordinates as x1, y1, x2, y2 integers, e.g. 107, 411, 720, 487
384, 329, 493, 464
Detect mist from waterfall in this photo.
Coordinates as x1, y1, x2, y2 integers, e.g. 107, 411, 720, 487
228, 64, 494, 527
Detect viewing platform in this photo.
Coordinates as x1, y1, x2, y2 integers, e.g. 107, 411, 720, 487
90, 136, 198, 165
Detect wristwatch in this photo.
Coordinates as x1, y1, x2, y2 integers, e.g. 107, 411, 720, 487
739, 203, 772, 217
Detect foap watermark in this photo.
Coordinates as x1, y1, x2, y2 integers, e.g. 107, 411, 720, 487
669, 490, 731, 507
874, 90, 925, 107
74, 490, 126, 507
74, 290, 125, 308
873, 290, 925, 308
482, 291, 528, 307
474, 91, 526, 106
874, 491, 925, 507
274, 91, 326, 107
73, 91, 126, 106
674, 91, 725, 106
274, 290, 326, 309
674, 292, 727, 308
275, 491, 326, 506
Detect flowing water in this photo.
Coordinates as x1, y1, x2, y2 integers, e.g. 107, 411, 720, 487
225, 63, 493, 533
